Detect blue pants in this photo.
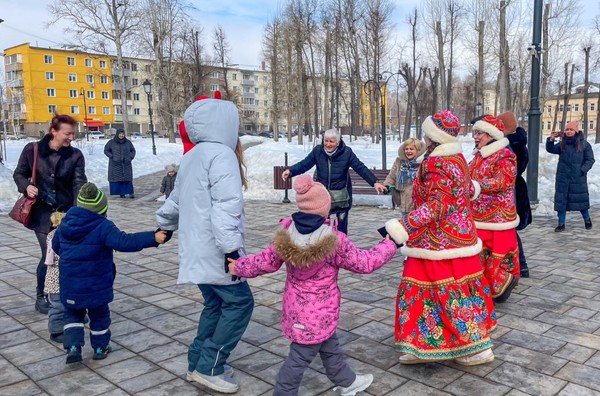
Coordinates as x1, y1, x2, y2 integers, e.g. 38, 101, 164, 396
331, 210, 349, 234
48, 293, 65, 335
274, 333, 355, 396
63, 304, 111, 350
558, 209, 590, 225
188, 281, 254, 376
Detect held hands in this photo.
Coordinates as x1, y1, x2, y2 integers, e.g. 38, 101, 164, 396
227, 258, 237, 275
26, 185, 39, 198
281, 169, 291, 181
155, 230, 167, 244
374, 182, 387, 195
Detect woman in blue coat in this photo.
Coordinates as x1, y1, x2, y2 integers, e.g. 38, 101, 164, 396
281, 128, 386, 234
546, 121, 595, 232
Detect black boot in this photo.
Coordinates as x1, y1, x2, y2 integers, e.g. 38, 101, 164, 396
555, 224, 565, 232
585, 219, 592, 230
35, 295, 50, 314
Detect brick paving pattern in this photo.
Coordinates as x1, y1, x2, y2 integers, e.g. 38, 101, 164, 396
2, 170, 600, 395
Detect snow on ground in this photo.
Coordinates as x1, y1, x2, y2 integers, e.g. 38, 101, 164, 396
1, 134, 599, 217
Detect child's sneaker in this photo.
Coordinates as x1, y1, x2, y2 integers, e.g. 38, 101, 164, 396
66, 346, 82, 364
93, 345, 112, 360
186, 364, 234, 381
334, 374, 374, 396
187, 371, 239, 393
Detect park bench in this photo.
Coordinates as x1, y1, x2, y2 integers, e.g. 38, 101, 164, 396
349, 169, 395, 208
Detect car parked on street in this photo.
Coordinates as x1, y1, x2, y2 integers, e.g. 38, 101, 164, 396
90, 131, 105, 139
130, 132, 146, 139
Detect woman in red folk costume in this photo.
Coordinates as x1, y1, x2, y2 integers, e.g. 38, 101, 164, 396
469, 115, 520, 304
385, 110, 496, 366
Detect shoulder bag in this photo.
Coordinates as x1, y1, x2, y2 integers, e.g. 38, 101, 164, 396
9, 143, 38, 226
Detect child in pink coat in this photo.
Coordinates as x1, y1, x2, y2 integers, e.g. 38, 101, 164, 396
228, 174, 397, 396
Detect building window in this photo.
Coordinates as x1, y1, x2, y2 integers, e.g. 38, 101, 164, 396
86, 75, 94, 84
263, 88, 268, 94
145, 64, 151, 72
47, 88, 56, 97
134, 108, 140, 115
100, 75, 108, 84
254, 88, 259, 94
87, 91, 95, 99
210, 84, 219, 91
243, 73, 250, 80
68, 73, 77, 82
574, 104, 579, 112
263, 76, 267, 83
232, 73, 237, 80
131, 63, 137, 71
48, 104, 57, 113
45, 71, 55, 80
103, 106, 110, 115
546, 122, 551, 130
101, 91, 109, 100
210, 71, 219, 78
69, 89, 78, 98
67, 57, 76, 66
132, 78, 138, 86
559, 104, 564, 112
85, 58, 92, 67
264, 100, 268, 106
71, 105, 79, 114
133, 93, 140, 101
44, 55, 53, 64
567, 104, 571, 111
99, 60, 107, 68
254, 75, 259, 81
591, 103, 596, 111
547, 105, 551, 113
115, 106, 122, 115
88, 106, 96, 115
243, 87, 251, 93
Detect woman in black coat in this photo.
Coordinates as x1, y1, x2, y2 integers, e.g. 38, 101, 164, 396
13, 114, 87, 313
546, 121, 595, 232
281, 128, 386, 234
104, 128, 136, 198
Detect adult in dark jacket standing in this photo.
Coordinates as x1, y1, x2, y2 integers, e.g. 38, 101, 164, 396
13, 114, 87, 313
546, 120, 595, 232
498, 112, 532, 278
281, 128, 386, 234
104, 128, 136, 198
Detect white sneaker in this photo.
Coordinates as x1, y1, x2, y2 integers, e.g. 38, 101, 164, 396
186, 370, 239, 393
454, 349, 494, 366
186, 364, 234, 380
334, 374, 374, 396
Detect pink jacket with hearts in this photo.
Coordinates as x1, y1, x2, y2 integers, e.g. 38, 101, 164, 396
234, 218, 397, 344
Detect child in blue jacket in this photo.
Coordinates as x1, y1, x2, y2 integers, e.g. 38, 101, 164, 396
52, 182, 167, 364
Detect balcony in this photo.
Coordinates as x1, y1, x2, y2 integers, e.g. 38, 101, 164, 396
7, 79, 24, 88
241, 79, 255, 86
112, 67, 131, 77
5, 62, 23, 72
112, 99, 133, 106
242, 92, 255, 99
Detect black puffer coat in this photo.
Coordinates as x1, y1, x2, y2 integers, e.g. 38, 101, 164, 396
13, 134, 87, 233
287, 140, 378, 210
546, 132, 595, 212
507, 127, 532, 229
104, 135, 136, 182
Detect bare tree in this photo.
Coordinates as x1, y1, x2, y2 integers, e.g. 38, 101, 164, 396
48, 0, 141, 134
213, 25, 232, 99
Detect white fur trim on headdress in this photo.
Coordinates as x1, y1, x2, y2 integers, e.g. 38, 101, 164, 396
473, 120, 504, 141
475, 216, 520, 231
479, 138, 509, 158
385, 218, 409, 245
416, 142, 463, 163
471, 180, 481, 201
400, 238, 483, 260
422, 116, 457, 144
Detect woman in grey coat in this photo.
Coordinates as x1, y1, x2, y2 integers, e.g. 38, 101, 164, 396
104, 128, 136, 198
546, 121, 595, 232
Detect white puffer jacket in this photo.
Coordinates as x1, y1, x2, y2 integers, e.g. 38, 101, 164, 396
156, 99, 246, 285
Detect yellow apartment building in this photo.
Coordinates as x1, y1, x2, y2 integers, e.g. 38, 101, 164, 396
362, 81, 388, 132
4, 43, 113, 135
541, 85, 600, 134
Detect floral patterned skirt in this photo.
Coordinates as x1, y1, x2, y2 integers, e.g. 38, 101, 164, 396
395, 254, 496, 360
478, 229, 520, 298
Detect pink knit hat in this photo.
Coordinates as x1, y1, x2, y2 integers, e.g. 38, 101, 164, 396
294, 175, 331, 218
565, 121, 579, 131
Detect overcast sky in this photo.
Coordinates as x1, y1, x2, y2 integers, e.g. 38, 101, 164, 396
0, 0, 420, 67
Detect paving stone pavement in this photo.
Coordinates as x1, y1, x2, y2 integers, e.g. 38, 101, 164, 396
2, 170, 600, 395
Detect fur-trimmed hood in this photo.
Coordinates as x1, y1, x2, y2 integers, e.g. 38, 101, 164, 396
273, 226, 338, 272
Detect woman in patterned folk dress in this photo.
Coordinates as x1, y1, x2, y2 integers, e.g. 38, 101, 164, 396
385, 110, 497, 366
469, 115, 520, 303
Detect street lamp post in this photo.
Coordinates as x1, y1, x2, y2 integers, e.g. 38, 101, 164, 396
80, 88, 88, 141
363, 71, 402, 170
142, 79, 156, 155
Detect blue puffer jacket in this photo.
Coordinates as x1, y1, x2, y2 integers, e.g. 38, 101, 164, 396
53, 207, 157, 309
288, 140, 378, 209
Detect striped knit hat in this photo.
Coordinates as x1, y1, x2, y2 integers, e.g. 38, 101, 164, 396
77, 182, 108, 215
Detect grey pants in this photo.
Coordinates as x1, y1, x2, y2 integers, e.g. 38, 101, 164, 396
273, 333, 355, 396
47, 293, 64, 335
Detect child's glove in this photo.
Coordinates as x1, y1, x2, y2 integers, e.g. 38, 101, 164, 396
224, 251, 241, 281
386, 185, 395, 194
